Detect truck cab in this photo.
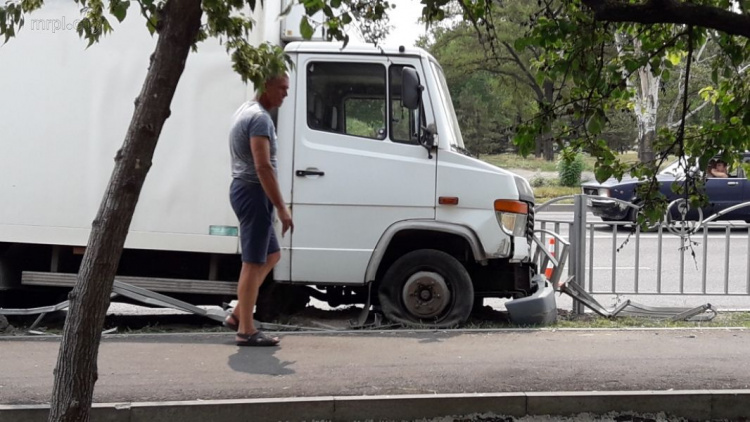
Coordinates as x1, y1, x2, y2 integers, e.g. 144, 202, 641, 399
274, 42, 555, 326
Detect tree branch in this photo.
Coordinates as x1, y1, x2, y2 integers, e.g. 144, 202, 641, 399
581, 0, 750, 39
677, 26, 694, 156
501, 41, 545, 100
668, 101, 711, 128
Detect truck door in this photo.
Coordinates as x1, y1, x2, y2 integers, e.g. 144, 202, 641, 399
290, 56, 436, 284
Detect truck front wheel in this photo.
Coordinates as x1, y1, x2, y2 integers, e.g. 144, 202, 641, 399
378, 249, 473, 328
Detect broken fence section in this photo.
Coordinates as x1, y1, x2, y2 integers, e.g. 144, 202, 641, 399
557, 276, 717, 322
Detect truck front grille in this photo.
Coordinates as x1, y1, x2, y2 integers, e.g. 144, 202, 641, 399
526, 205, 535, 245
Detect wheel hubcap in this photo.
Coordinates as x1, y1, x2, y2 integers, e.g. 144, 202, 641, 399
402, 271, 451, 318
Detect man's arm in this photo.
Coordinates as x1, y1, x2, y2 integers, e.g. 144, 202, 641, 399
250, 135, 293, 235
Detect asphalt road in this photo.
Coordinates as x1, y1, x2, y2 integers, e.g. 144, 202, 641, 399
1, 329, 749, 405
537, 210, 750, 310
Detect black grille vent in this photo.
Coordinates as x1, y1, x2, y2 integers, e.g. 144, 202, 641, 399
526, 205, 535, 245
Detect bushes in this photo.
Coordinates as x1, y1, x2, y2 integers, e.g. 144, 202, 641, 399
529, 176, 548, 187
557, 153, 585, 187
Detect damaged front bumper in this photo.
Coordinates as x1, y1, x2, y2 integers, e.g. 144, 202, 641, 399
505, 274, 557, 325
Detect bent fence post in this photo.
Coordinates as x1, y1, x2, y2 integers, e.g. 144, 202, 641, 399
570, 194, 587, 315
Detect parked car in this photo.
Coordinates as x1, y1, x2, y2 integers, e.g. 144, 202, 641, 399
581, 153, 750, 223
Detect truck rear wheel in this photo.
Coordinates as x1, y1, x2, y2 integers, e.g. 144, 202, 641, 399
378, 249, 473, 328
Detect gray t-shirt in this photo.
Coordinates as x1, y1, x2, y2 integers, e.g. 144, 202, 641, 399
229, 101, 277, 183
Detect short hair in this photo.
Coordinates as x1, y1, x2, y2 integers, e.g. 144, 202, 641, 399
255, 73, 289, 97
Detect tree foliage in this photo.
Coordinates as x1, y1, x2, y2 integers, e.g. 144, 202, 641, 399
523, 0, 749, 224
417, 3, 542, 156
419, 1, 645, 159
418, 0, 750, 224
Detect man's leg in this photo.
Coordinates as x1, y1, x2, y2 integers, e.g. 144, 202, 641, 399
235, 251, 280, 338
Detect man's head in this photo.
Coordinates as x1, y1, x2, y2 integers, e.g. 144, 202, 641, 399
710, 158, 728, 171
257, 74, 290, 110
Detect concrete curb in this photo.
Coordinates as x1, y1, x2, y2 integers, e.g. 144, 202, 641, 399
3, 390, 749, 422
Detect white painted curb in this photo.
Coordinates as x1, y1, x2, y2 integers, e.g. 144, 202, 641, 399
2, 390, 749, 422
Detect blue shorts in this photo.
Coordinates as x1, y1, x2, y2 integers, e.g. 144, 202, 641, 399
229, 179, 280, 264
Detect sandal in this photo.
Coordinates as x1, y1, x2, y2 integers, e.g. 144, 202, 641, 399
236, 331, 280, 347
223, 312, 239, 331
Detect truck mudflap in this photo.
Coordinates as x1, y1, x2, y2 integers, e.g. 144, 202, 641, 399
505, 274, 557, 325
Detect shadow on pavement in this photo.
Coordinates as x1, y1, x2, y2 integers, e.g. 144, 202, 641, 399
228, 347, 295, 376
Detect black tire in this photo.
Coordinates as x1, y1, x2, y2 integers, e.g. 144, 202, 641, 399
378, 249, 473, 328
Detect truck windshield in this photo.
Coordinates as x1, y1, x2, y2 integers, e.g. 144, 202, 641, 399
430, 60, 466, 151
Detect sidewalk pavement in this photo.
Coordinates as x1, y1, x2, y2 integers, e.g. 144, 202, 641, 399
2, 328, 750, 421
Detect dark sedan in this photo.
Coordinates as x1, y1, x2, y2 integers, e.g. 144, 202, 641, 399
581, 153, 750, 223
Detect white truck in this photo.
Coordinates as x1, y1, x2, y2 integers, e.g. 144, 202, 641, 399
0, 2, 556, 327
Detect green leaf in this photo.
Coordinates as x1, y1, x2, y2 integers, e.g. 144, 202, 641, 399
624, 59, 641, 73
299, 16, 314, 40
594, 165, 612, 183
586, 112, 604, 134
111, 0, 130, 23
147, 14, 158, 35
513, 37, 528, 51
666, 51, 682, 66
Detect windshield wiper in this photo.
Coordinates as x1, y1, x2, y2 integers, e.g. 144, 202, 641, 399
452, 144, 474, 157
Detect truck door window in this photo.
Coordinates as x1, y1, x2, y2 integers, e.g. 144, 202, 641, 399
307, 62, 386, 140
389, 65, 420, 145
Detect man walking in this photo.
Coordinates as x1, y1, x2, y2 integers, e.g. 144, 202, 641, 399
224, 73, 293, 346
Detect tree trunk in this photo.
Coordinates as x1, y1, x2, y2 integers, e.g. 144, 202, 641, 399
614, 35, 659, 165
47, 0, 202, 420
634, 48, 659, 165
639, 130, 656, 164
542, 79, 555, 161
542, 137, 554, 161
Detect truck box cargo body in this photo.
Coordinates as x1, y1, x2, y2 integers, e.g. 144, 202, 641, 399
0, 2, 556, 326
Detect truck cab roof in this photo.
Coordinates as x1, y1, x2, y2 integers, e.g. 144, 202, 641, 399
284, 41, 435, 61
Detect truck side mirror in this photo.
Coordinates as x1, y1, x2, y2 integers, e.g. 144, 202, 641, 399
401, 68, 422, 110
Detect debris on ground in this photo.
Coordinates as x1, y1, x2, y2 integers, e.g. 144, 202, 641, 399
557, 276, 717, 322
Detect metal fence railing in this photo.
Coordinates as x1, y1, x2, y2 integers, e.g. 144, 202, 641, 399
535, 195, 750, 313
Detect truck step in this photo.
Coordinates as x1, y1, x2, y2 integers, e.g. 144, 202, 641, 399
22, 271, 236, 296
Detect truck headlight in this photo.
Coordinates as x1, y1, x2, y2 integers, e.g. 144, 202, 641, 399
494, 200, 529, 237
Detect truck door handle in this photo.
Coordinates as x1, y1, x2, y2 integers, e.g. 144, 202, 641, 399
728, 181, 739, 186
296, 169, 325, 177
